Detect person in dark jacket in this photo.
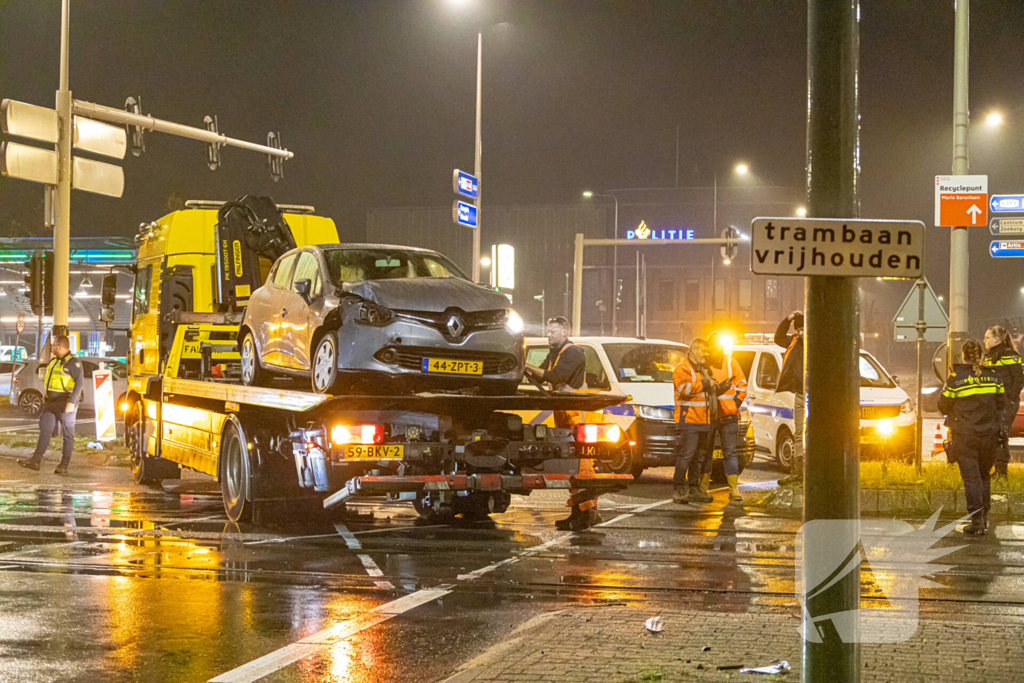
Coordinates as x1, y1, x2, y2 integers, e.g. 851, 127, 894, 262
775, 311, 804, 477
525, 316, 600, 530
983, 325, 1023, 477
939, 340, 1007, 535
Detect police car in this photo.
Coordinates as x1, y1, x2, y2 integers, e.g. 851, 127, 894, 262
732, 337, 916, 470
522, 337, 754, 480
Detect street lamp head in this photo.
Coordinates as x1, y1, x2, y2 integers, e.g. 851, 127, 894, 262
734, 163, 749, 175
987, 112, 1004, 127
723, 258, 731, 266
582, 191, 593, 198
480, 256, 492, 267
796, 206, 807, 217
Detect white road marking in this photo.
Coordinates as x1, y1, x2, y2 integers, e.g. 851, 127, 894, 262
336, 523, 395, 590
210, 499, 673, 681
208, 585, 453, 683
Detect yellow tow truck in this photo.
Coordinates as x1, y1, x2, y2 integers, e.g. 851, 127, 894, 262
119, 197, 633, 522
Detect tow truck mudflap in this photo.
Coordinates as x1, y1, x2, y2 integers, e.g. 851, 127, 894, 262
322, 472, 632, 509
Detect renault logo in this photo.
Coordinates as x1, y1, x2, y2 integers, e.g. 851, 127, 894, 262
446, 314, 466, 338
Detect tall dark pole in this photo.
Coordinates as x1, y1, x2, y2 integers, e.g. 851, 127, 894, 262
803, 1, 861, 681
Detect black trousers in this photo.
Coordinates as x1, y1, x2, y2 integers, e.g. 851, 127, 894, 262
994, 401, 1019, 474
32, 400, 77, 466
953, 433, 1001, 516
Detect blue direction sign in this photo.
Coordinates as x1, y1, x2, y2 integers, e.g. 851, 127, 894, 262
453, 169, 479, 199
989, 217, 1024, 236
989, 240, 1024, 258
453, 200, 478, 228
990, 194, 1024, 213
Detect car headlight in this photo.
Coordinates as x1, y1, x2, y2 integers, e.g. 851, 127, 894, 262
636, 405, 674, 421
900, 399, 914, 414
877, 419, 894, 436
357, 301, 394, 326
505, 309, 524, 335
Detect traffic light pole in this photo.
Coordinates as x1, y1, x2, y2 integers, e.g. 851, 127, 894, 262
803, 1, 861, 680
53, 0, 72, 335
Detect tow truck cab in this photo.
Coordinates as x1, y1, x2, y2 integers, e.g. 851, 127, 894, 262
522, 337, 754, 480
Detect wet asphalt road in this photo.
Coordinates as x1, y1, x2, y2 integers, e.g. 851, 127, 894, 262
0, 448, 1022, 682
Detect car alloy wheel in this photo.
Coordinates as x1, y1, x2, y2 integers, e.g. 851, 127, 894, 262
241, 336, 257, 385
19, 390, 42, 416
312, 334, 338, 394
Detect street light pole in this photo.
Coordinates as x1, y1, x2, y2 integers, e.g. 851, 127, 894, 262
711, 172, 717, 325
472, 32, 483, 283
53, 0, 72, 336
949, 0, 970, 367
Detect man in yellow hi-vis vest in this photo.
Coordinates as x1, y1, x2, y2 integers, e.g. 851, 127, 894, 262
18, 335, 84, 475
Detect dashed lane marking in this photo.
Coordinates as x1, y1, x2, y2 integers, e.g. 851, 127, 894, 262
335, 523, 395, 590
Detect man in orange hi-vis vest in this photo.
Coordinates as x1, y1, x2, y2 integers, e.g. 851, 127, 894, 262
707, 331, 748, 502
672, 338, 715, 504
525, 316, 599, 531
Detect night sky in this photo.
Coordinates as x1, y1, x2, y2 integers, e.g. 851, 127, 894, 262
1, 1, 1022, 326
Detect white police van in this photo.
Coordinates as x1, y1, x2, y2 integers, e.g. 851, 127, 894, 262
731, 338, 916, 470
523, 337, 754, 479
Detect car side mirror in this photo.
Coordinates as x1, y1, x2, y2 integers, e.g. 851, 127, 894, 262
892, 375, 900, 385
294, 278, 312, 303
99, 307, 115, 323
101, 273, 118, 306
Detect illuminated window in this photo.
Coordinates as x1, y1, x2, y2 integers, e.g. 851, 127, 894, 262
765, 278, 780, 311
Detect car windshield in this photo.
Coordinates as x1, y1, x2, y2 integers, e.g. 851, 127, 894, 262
603, 343, 688, 383
860, 353, 896, 388
322, 248, 468, 284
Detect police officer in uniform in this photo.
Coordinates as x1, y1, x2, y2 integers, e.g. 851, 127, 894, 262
525, 316, 600, 530
775, 310, 804, 480
939, 340, 1007, 536
17, 335, 84, 475
983, 325, 1023, 477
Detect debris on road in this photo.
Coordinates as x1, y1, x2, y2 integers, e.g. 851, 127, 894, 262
644, 616, 664, 633
740, 660, 791, 675
86, 442, 104, 450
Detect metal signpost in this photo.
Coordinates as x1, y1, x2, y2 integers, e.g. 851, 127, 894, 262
452, 168, 481, 277
891, 279, 948, 472
0, 0, 294, 338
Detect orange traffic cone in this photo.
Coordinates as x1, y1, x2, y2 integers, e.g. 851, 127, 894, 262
932, 423, 945, 455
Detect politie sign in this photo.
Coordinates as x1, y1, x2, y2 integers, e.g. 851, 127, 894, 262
751, 217, 924, 278
625, 220, 695, 240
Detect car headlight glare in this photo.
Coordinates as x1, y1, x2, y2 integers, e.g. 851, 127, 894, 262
505, 309, 524, 335
637, 405, 674, 421
900, 399, 914, 414
877, 420, 894, 436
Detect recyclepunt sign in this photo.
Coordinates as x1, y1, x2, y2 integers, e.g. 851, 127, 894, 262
750, 217, 924, 278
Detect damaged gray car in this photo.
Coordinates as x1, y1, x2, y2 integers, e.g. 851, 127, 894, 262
238, 244, 525, 395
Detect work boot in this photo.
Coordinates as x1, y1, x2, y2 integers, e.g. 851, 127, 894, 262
962, 515, 986, 536
691, 474, 713, 503
672, 486, 689, 504
727, 474, 743, 502
569, 507, 600, 531
555, 506, 581, 530
17, 457, 41, 472
53, 463, 69, 475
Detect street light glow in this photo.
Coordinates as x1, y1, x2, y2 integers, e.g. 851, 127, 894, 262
723, 258, 731, 266
734, 163, 749, 175
796, 206, 807, 217
582, 191, 593, 198
480, 256, 492, 267
987, 112, 1004, 127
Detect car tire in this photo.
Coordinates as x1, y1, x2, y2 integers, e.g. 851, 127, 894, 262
775, 427, 795, 472
311, 332, 342, 395
220, 418, 252, 523
126, 401, 180, 485
240, 332, 268, 387
18, 390, 42, 417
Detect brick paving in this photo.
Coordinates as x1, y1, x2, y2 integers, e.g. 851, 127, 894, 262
442, 600, 1024, 682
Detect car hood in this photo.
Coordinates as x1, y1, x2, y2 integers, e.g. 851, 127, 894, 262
346, 278, 509, 313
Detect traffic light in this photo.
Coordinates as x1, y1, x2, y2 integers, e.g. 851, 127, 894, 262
23, 252, 42, 315
41, 251, 54, 317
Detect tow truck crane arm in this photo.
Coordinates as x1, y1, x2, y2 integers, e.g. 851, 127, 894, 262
214, 195, 298, 310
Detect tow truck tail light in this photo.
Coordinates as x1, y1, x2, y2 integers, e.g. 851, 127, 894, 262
331, 423, 384, 445
574, 423, 622, 444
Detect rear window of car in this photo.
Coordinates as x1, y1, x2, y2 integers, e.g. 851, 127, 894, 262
323, 249, 468, 283
602, 343, 688, 383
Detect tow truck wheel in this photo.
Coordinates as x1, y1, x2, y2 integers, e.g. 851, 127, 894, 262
240, 332, 267, 387
311, 333, 342, 395
775, 427, 795, 472
220, 418, 252, 522
126, 403, 153, 484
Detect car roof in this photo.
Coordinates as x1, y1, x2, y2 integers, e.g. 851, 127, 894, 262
311, 243, 442, 255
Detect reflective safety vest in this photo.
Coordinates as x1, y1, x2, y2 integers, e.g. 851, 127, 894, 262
710, 357, 748, 419
548, 341, 587, 429
673, 357, 710, 428
44, 355, 76, 396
